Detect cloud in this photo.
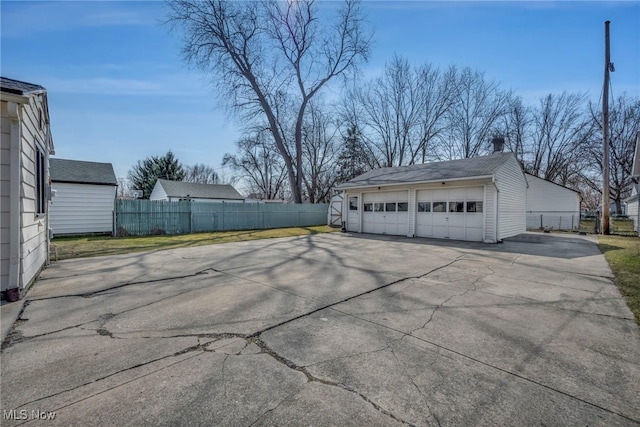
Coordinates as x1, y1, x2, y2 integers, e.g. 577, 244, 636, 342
1, 1, 157, 38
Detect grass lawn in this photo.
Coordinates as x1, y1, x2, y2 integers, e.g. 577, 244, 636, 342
598, 235, 640, 324
51, 226, 338, 261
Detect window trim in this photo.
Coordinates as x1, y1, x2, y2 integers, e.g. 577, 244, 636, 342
35, 145, 47, 216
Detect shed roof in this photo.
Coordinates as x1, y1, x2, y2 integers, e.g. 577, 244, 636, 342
50, 158, 117, 186
0, 77, 47, 95
157, 179, 244, 200
337, 152, 516, 189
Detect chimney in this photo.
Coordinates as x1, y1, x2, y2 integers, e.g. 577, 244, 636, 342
491, 137, 505, 153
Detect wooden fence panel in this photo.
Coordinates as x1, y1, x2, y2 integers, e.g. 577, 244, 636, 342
114, 200, 328, 236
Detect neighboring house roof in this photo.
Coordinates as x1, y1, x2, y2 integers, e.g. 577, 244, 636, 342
157, 179, 244, 200
50, 158, 118, 186
0, 76, 47, 95
337, 152, 517, 189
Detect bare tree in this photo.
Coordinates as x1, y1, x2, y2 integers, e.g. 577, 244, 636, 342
301, 101, 340, 203
222, 132, 288, 200
168, 0, 371, 203
497, 96, 532, 165
442, 67, 511, 159
528, 92, 592, 185
587, 93, 640, 213
184, 163, 219, 184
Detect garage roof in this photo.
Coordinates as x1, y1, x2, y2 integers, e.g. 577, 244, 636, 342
50, 158, 117, 186
337, 152, 516, 189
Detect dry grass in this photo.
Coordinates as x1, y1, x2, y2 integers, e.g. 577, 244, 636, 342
51, 226, 338, 260
598, 235, 640, 324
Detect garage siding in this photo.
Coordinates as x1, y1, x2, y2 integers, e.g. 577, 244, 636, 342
495, 158, 527, 239
50, 183, 116, 235
484, 184, 496, 243
525, 174, 580, 230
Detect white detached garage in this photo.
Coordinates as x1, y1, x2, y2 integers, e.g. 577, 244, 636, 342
49, 158, 117, 235
337, 152, 527, 243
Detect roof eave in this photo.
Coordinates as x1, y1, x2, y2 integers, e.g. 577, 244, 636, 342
1, 91, 30, 104
337, 174, 495, 191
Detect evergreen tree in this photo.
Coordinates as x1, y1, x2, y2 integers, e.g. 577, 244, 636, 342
127, 150, 185, 199
336, 125, 372, 183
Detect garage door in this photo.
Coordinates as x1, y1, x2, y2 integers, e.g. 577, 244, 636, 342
362, 191, 408, 236
416, 187, 484, 241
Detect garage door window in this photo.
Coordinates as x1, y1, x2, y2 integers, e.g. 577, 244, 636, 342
449, 201, 464, 213
418, 202, 431, 212
364, 203, 373, 212
385, 202, 397, 212
433, 202, 446, 212
397, 202, 408, 212
349, 197, 358, 210
374, 202, 384, 212
467, 201, 483, 213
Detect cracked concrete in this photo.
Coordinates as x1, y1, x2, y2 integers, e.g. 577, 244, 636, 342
1, 232, 639, 426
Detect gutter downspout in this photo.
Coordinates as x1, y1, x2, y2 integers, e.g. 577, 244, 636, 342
8, 102, 22, 292
492, 175, 500, 243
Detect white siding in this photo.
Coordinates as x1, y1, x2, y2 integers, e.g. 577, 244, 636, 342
525, 174, 580, 230
1, 93, 52, 292
495, 157, 527, 240
50, 183, 116, 234
628, 188, 639, 233
484, 184, 496, 243
149, 182, 168, 201
0, 102, 11, 289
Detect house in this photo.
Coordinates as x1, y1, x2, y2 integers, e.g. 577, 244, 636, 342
525, 173, 581, 230
625, 188, 639, 233
49, 158, 118, 235
150, 179, 244, 202
336, 151, 527, 243
1, 77, 55, 300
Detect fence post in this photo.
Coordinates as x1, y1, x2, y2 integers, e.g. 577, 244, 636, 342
540, 214, 543, 229
559, 216, 562, 230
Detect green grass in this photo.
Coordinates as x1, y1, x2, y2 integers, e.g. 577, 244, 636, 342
51, 226, 338, 261
598, 235, 640, 325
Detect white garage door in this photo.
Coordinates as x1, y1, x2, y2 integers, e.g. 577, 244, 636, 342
362, 191, 409, 236
416, 187, 484, 241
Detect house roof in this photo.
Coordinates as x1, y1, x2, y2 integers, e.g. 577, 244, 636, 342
0, 77, 47, 95
337, 152, 516, 189
157, 179, 244, 200
50, 158, 117, 186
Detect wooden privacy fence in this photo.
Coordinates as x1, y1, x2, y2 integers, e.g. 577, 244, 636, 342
114, 200, 329, 236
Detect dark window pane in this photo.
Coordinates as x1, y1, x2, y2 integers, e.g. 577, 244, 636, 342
467, 201, 483, 213
363, 203, 373, 212
385, 202, 397, 212
433, 202, 446, 212
418, 202, 431, 213
374, 202, 384, 212
397, 202, 408, 212
349, 197, 358, 210
449, 201, 464, 213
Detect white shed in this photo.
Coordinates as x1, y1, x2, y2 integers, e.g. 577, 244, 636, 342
525, 173, 581, 230
1, 77, 55, 299
336, 152, 527, 243
49, 159, 117, 235
150, 179, 244, 203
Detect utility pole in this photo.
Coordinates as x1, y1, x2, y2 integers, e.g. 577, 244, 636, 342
601, 20, 612, 235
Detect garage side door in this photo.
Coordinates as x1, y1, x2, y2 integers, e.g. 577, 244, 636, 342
363, 191, 408, 236
415, 187, 484, 241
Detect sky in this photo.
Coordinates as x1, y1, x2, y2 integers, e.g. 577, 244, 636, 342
2, 1, 639, 185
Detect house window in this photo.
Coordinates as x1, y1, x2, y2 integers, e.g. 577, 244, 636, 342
449, 202, 464, 213
418, 202, 431, 212
36, 146, 46, 215
397, 202, 408, 212
349, 197, 358, 211
385, 202, 397, 212
364, 203, 373, 212
374, 202, 384, 212
467, 201, 483, 213
433, 202, 446, 212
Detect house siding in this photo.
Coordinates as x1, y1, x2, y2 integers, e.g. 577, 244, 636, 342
0, 91, 52, 293
495, 157, 527, 240
149, 183, 168, 201
525, 174, 580, 230
0, 103, 11, 289
50, 183, 116, 235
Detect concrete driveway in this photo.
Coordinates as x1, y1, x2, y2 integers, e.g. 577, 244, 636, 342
1, 232, 639, 426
